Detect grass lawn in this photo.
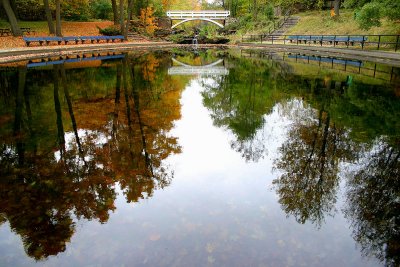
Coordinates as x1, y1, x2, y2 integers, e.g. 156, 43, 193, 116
0, 21, 49, 32
286, 10, 400, 35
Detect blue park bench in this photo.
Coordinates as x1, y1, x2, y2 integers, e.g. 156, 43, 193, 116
26, 54, 125, 68
288, 54, 363, 67
23, 35, 125, 46
286, 35, 367, 46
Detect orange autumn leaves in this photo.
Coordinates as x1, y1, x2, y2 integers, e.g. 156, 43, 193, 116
140, 6, 158, 35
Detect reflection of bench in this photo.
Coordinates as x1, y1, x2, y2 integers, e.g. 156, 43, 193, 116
21, 27, 35, 34
1, 28, 34, 36
288, 54, 363, 67
287, 35, 367, 46
27, 54, 125, 68
23, 35, 125, 46
0, 28, 12, 36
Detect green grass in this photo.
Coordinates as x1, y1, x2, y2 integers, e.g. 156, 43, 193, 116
286, 10, 400, 35
0, 20, 49, 31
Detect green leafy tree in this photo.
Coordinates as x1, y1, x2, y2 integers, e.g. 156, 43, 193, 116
344, 0, 400, 29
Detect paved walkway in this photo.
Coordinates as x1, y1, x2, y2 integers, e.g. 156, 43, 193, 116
0, 42, 176, 63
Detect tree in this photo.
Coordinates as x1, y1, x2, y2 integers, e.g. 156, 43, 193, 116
333, 0, 340, 17
111, 0, 119, 24
43, 0, 55, 34
344, 0, 400, 29
1, 0, 22, 36
55, 0, 62, 36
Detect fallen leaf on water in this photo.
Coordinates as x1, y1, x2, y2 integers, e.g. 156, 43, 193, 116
206, 243, 215, 253
207, 255, 215, 263
149, 234, 161, 241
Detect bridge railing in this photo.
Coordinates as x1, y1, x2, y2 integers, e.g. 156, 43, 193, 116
167, 10, 230, 19
240, 34, 400, 52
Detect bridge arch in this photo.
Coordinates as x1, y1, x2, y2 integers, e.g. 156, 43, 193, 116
171, 18, 224, 29
167, 10, 230, 29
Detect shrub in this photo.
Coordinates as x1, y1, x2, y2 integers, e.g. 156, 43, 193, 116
166, 33, 186, 43
356, 2, 382, 30
98, 25, 122, 35
265, 4, 275, 20
15, 0, 46, 21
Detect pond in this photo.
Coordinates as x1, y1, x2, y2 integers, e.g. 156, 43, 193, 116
0, 48, 399, 267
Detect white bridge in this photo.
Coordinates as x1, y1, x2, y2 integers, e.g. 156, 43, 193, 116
168, 58, 229, 76
166, 10, 230, 29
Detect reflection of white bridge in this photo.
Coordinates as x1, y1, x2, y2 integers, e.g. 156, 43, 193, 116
166, 10, 230, 29
168, 58, 229, 76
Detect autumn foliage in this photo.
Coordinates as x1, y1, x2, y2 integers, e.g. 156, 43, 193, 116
139, 6, 158, 36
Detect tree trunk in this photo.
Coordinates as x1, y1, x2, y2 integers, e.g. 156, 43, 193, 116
2, 0, 22, 36
53, 66, 65, 152
112, 0, 119, 25
333, 0, 340, 17
55, 0, 62, 36
124, 0, 134, 39
112, 63, 122, 137
9, 0, 18, 17
253, 0, 257, 20
61, 66, 84, 157
43, 0, 55, 34
119, 0, 124, 32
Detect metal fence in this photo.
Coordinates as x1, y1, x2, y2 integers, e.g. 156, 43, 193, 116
241, 34, 400, 52
240, 49, 399, 83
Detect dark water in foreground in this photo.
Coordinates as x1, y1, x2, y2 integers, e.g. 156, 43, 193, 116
0, 49, 399, 267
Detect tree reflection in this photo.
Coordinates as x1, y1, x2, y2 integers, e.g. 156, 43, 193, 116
201, 56, 284, 162
273, 98, 356, 226
0, 52, 184, 260
344, 139, 400, 267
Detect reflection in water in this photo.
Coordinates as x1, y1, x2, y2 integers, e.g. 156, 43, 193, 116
345, 139, 400, 266
200, 54, 284, 162
168, 58, 229, 76
273, 99, 356, 226
0, 49, 399, 266
200, 49, 399, 265
0, 52, 185, 260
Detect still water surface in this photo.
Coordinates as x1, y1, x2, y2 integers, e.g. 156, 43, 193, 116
0, 49, 399, 266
